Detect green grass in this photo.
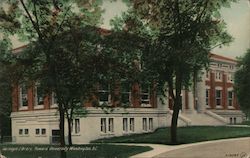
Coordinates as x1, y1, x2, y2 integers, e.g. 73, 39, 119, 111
92, 126, 250, 145
240, 120, 250, 125
0, 144, 152, 158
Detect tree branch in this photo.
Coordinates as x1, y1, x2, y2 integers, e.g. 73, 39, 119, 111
19, 0, 43, 41
32, 1, 40, 32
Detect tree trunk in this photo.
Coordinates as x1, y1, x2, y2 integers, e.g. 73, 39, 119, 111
66, 112, 73, 146
171, 102, 180, 144
59, 105, 66, 158
170, 69, 182, 144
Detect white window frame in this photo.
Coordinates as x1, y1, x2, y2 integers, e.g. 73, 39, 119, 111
129, 118, 135, 132
101, 118, 106, 133
74, 119, 80, 134
19, 129, 23, 135
215, 89, 222, 108
34, 82, 45, 109
121, 81, 131, 106
98, 84, 111, 106
149, 118, 153, 131
140, 84, 151, 107
51, 92, 58, 108
108, 118, 114, 133
215, 71, 222, 81
142, 118, 147, 131
227, 91, 234, 108
41, 128, 46, 135
19, 83, 28, 110
123, 118, 128, 132
35, 128, 46, 136
35, 128, 40, 135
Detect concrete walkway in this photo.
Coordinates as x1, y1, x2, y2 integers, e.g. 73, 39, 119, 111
127, 137, 250, 158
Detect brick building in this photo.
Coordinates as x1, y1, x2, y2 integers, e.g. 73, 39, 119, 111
10, 46, 245, 144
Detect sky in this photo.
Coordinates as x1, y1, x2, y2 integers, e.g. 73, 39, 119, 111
100, 0, 250, 59
214, 0, 250, 58
10, 0, 250, 59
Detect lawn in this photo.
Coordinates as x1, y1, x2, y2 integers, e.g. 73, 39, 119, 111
92, 126, 250, 145
0, 144, 152, 158
241, 120, 250, 125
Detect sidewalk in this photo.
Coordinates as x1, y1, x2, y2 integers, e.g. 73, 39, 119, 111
125, 137, 250, 158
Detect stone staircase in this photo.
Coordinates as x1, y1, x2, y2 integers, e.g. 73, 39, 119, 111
180, 110, 227, 126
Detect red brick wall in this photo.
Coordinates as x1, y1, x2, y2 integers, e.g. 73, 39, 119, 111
206, 71, 239, 110
12, 81, 158, 112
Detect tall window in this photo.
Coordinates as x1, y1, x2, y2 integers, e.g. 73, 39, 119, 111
215, 90, 222, 106
99, 83, 110, 105
206, 89, 209, 106
233, 117, 236, 124
149, 118, 153, 131
215, 71, 222, 80
140, 84, 150, 105
123, 118, 128, 132
129, 118, 134, 132
142, 118, 147, 131
101, 118, 106, 133
108, 118, 114, 133
121, 82, 131, 105
19, 83, 28, 107
75, 119, 80, 134
35, 83, 45, 106
228, 91, 233, 107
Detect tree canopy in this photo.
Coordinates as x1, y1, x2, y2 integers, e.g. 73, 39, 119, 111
235, 49, 250, 119
110, 0, 236, 143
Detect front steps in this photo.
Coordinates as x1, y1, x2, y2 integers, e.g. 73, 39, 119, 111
169, 110, 228, 126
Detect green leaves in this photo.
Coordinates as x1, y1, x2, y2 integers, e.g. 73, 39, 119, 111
235, 49, 250, 118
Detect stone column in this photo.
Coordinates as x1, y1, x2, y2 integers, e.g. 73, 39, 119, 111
181, 90, 185, 112
187, 90, 195, 113
196, 70, 206, 113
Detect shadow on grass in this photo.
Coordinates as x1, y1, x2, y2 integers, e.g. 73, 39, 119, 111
92, 126, 250, 145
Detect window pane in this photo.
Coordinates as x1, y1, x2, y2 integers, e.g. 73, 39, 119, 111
35, 129, 40, 135
20, 84, 28, 107
75, 119, 80, 133
19, 129, 23, 135
129, 118, 134, 132
216, 90, 221, 106
228, 91, 233, 106
99, 83, 110, 103
143, 118, 147, 131
108, 118, 114, 132
25, 129, 29, 135
121, 82, 130, 104
140, 84, 150, 105
123, 118, 128, 132
149, 118, 153, 131
101, 118, 106, 133
41, 128, 46, 135
36, 83, 45, 105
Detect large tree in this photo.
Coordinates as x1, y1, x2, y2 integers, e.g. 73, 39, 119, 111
114, 0, 235, 144
235, 49, 250, 119
0, 0, 138, 150
0, 39, 12, 142
0, 1, 104, 157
